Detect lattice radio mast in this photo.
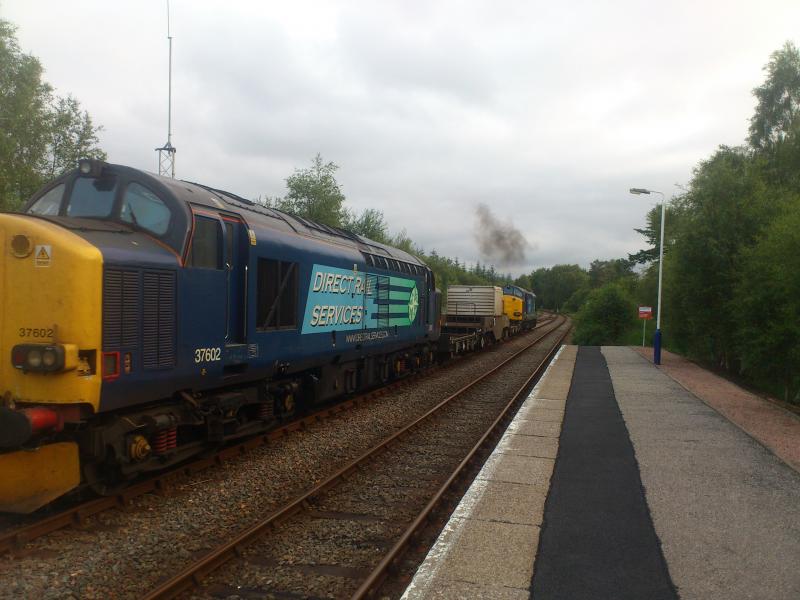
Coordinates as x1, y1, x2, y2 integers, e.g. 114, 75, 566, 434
156, 0, 176, 177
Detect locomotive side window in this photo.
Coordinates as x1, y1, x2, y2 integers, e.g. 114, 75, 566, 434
28, 184, 65, 215
256, 259, 298, 330
66, 175, 118, 218
187, 215, 222, 269
225, 222, 234, 265
120, 183, 171, 235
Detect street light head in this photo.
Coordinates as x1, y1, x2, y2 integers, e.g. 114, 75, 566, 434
629, 188, 651, 195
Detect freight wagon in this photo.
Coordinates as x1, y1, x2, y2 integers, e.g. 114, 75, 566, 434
438, 285, 510, 355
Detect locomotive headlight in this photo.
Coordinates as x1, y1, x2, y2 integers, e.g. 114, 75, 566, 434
42, 349, 57, 368
27, 349, 43, 369
77, 158, 105, 177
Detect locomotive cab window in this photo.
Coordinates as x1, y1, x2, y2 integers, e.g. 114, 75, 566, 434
120, 183, 171, 236
257, 259, 298, 330
187, 215, 223, 269
66, 175, 118, 218
28, 184, 65, 216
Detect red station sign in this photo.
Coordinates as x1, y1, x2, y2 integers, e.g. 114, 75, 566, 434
638, 306, 653, 320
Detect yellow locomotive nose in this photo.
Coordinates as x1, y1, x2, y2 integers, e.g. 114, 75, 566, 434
0, 214, 103, 512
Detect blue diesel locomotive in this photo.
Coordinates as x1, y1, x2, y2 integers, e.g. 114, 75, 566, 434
0, 160, 439, 512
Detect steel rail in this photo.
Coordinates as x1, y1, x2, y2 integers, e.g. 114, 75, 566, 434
141, 315, 567, 600
352, 324, 570, 598
0, 318, 556, 556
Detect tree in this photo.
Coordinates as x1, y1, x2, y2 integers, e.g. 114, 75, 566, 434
588, 258, 634, 288
735, 207, 800, 402
344, 207, 388, 242
530, 264, 589, 310
749, 41, 800, 150
664, 142, 793, 368
275, 154, 348, 227
46, 95, 105, 179
628, 203, 684, 265
573, 283, 637, 345
0, 18, 105, 211
0, 19, 52, 210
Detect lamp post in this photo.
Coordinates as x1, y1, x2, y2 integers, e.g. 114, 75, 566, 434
630, 187, 665, 365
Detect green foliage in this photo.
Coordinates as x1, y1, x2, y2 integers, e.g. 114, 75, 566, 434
748, 41, 800, 150
562, 285, 591, 313
628, 203, 685, 265
573, 283, 637, 345
735, 207, 800, 401
530, 264, 589, 310
46, 95, 105, 180
0, 19, 105, 211
588, 258, 634, 288
269, 154, 348, 227
343, 207, 389, 243
666, 146, 784, 367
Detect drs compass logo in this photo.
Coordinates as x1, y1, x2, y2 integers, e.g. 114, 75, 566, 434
407, 285, 419, 323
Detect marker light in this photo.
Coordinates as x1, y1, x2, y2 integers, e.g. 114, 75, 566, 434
102, 352, 120, 381
79, 159, 93, 175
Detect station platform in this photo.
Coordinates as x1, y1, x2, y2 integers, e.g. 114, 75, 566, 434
402, 345, 800, 600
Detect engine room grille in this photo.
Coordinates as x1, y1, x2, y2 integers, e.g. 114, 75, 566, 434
142, 270, 176, 369
103, 269, 141, 349
103, 267, 176, 370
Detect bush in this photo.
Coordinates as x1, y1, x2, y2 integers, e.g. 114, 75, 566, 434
573, 283, 637, 345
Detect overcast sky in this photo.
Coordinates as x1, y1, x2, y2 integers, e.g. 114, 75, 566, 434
4, 1, 799, 274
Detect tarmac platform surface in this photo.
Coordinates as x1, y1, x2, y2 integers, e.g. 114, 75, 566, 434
401, 345, 800, 600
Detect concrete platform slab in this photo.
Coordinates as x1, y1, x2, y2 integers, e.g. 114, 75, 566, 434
496, 433, 559, 459
480, 453, 554, 488
525, 397, 565, 411
413, 580, 531, 600
506, 419, 561, 438
434, 518, 539, 589
534, 379, 571, 399
462, 480, 548, 526
520, 407, 564, 422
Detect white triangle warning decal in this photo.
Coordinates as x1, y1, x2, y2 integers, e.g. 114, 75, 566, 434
34, 244, 52, 267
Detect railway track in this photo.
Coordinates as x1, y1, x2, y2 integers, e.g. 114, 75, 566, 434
142, 315, 569, 599
0, 315, 558, 557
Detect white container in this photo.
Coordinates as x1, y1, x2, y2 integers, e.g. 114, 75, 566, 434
446, 285, 503, 317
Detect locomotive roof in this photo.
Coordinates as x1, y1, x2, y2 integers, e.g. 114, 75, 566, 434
138, 165, 426, 268
502, 283, 536, 298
